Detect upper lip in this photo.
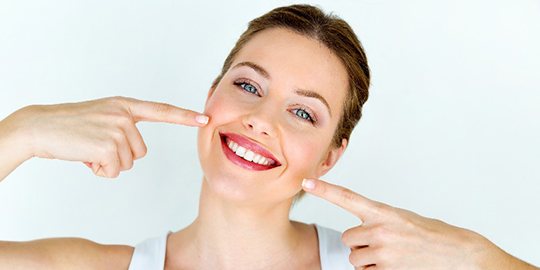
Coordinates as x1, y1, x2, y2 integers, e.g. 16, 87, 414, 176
219, 132, 282, 166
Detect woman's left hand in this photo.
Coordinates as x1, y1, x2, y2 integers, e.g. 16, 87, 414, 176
301, 178, 532, 270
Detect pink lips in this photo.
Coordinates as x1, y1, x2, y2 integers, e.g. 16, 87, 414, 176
219, 132, 281, 171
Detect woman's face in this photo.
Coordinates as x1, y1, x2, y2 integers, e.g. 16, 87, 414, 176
197, 28, 348, 204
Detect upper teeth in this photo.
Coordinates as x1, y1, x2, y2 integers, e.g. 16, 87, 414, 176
226, 138, 275, 166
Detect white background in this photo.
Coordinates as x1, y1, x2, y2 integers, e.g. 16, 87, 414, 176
1, 0, 539, 265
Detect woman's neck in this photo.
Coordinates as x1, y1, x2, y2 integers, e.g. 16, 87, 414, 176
166, 178, 309, 270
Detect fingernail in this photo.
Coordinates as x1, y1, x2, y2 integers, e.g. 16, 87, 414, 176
302, 178, 315, 190
196, 115, 209, 125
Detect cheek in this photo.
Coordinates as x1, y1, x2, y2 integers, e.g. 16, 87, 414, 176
203, 92, 239, 127
198, 90, 231, 161
287, 136, 324, 175
275, 134, 326, 194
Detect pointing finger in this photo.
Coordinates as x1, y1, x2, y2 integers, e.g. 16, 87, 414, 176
302, 178, 381, 221
120, 97, 209, 126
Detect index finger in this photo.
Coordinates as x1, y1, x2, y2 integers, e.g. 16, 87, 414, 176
121, 97, 209, 126
302, 178, 381, 221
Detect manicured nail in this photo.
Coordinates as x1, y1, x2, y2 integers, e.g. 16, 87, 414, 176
196, 115, 209, 125
302, 178, 316, 190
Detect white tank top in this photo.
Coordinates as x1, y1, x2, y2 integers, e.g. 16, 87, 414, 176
128, 223, 352, 269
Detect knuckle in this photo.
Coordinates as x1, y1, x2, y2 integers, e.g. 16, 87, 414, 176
137, 145, 148, 159
132, 141, 148, 160
109, 129, 125, 143
107, 160, 121, 178
141, 144, 148, 156
339, 187, 358, 204
372, 246, 387, 263
316, 182, 327, 194
120, 160, 132, 171
115, 114, 133, 128
124, 158, 134, 170
372, 225, 391, 243
372, 202, 391, 216
152, 102, 173, 115
341, 230, 352, 246
110, 95, 125, 102
348, 250, 359, 266
104, 96, 124, 105
101, 141, 118, 156
401, 216, 417, 231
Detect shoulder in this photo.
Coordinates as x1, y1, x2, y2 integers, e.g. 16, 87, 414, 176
131, 232, 171, 270
313, 224, 354, 270
0, 237, 134, 270
290, 221, 353, 269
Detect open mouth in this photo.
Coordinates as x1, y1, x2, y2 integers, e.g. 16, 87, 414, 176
219, 132, 282, 171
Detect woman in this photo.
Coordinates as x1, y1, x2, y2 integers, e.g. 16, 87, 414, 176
0, 4, 537, 270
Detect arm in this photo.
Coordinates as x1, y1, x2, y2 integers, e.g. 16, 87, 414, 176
0, 96, 209, 268
475, 239, 539, 270
0, 238, 133, 270
0, 97, 209, 182
0, 105, 135, 269
0, 106, 35, 182
302, 178, 539, 270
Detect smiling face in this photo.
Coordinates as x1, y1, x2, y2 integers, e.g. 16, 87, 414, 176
197, 28, 349, 204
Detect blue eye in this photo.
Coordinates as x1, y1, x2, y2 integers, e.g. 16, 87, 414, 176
292, 108, 316, 124
234, 80, 260, 96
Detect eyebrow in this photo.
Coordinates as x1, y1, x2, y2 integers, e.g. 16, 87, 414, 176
232, 61, 332, 117
233, 61, 271, 79
295, 89, 332, 117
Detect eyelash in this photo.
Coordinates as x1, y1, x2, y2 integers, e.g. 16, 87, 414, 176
233, 79, 317, 125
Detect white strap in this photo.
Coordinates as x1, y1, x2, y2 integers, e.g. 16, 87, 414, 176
128, 232, 169, 270
316, 224, 354, 270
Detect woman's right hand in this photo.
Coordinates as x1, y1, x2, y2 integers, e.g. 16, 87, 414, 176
2, 96, 209, 178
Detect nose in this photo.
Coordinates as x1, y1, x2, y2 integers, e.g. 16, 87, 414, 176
242, 107, 277, 138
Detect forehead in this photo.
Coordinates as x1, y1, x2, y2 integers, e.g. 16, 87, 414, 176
231, 27, 349, 118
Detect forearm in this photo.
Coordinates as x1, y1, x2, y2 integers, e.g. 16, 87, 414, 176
0, 238, 133, 270
485, 249, 539, 270
473, 233, 539, 270
0, 107, 34, 182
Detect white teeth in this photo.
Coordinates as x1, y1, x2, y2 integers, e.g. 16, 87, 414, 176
252, 154, 262, 163
244, 150, 255, 162
256, 156, 267, 165
225, 137, 276, 166
235, 146, 246, 157
228, 140, 239, 152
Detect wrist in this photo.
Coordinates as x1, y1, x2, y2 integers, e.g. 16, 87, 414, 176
467, 231, 534, 270
0, 105, 38, 161
468, 232, 501, 270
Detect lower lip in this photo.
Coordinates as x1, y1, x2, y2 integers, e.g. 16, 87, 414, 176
220, 136, 278, 171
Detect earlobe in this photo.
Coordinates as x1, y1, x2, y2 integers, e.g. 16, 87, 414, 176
317, 138, 348, 177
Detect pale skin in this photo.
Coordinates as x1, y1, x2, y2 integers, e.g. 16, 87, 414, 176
0, 28, 537, 270
0, 96, 209, 269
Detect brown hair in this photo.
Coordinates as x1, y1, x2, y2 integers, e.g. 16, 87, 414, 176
212, 4, 370, 149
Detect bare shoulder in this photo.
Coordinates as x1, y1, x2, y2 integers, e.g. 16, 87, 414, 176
291, 221, 321, 269
0, 237, 134, 270
291, 220, 317, 235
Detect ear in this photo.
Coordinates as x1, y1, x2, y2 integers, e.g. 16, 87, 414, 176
207, 86, 216, 99
316, 138, 348, 177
